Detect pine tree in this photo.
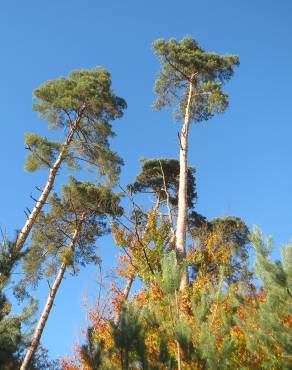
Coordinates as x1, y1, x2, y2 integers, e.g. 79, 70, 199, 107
10, 67, 126, 271
20, 177, 122, 369
130, 158, 197, 210
153, 37, 239, 289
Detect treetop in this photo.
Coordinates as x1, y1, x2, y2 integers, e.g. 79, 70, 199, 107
130, 158, 197, 208
33, 67, 126, 129
153, 37, 239, 122
153, 37, 239, 84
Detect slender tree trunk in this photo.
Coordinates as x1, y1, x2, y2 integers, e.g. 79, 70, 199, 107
20, 225, 81, 370
176, 80, 194, 291
114, 275, 134, 326
14, 115, 83, 254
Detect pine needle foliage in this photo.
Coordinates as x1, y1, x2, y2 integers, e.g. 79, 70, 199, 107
234, 227, 292, 369
26, 67, 127, 184
0, 238, 44, 369
130, 158, 197, 209
153, 37, 239, 122
16, 177, 123, 296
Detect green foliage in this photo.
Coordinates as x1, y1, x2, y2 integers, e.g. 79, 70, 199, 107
173, 317, 194, 355
80, 327, 105, 370
111, 303, 147, 369
0, 237, 45, 369
27, 67, 127, 184
0, 237, 25, 366
237, 227, 292, 369
0, 296, 39, 363
130, 158, 197, 208
153, 37, 239, 122
16, 177, 123, 297
157, 252, 181, 294
24, 133, 63, 172
25, 133, 80, 172
33, 67, 126, 128
0, 236, 22, 287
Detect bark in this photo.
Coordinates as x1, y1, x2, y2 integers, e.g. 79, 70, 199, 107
14, 114, 83, 254
175, 80, 194, 291
114, 275, 134, 326
20, 224, 82, 370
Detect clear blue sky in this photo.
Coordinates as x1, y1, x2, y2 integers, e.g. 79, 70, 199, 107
1, 0, 292, 361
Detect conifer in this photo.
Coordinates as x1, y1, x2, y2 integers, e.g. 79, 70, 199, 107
153, 37, 239, 289
13, 67, 126, 263
20, 178, 122, 369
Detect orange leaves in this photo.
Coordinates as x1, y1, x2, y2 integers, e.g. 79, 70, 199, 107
112, 210, 172, 285
284, 314, 292, 328
115, 254, 135, 279
60, 357, 81, 370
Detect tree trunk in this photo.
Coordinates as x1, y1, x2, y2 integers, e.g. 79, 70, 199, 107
14, 115, 83, 254
20, 225, 81, 370
176, 80, 194, 291
114, 275, 134, 326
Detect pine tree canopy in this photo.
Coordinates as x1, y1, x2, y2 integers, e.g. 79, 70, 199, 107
153, 37, 239, 122
25, 67, 127, 184
33, 68, 126, 128
129, 158, 197, 208
16, 177, 123, 295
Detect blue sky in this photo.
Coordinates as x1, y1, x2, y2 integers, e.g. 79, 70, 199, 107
1, 0, 292, 361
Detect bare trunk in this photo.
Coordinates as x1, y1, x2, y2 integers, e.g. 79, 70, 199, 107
14, 115, 83, 254
114, 275, 134, 326
176, 81, 194, 291
20, 225, 81, 370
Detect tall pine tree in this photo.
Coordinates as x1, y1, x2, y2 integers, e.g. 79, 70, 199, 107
9, 67, 126, 276
153, 37, 239, 289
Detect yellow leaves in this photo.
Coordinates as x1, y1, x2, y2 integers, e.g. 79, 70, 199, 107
2, 302, 12, 316
112, 223, 131, 248
205, 230, 231, 265
145, 330, 161, 363
146, 209, 158, 232
112, 210, 173, 284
